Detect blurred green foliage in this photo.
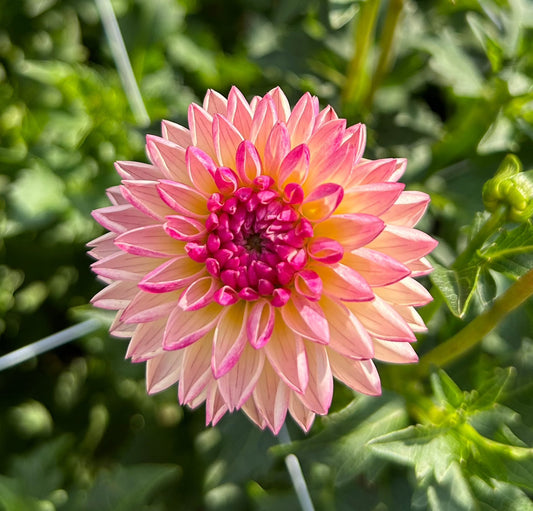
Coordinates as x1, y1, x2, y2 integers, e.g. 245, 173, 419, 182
1, 0, 533, 509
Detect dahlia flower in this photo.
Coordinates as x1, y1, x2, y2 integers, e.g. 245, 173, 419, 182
89, 87, 437, 434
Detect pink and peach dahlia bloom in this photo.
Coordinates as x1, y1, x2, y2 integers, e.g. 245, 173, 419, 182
89, 87, 437, 434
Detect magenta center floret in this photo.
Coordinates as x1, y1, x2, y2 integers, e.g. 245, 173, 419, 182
185, 176, 313, 307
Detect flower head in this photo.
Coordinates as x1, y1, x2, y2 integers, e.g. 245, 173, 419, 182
89, 87, 437, 434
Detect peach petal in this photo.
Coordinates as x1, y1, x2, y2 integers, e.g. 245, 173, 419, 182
344, 248, 411, 287
91, 251, 161, 281
212, 301, 248, 378
235, 140, 262, 184
164, 301, 222, 350
347, 296, 417, 342
179, 333, 213, 404
320, 297, 374, 359
205, 382, 229, 426
241, 396, 267, 430
218, 343, 265, 411
337, 182, 405, 216
178, 276, 219, 311
367, 225, 439, 264
373, 338, 419, 364
287, 92, 318, 146
264, 319, 308, 393
406, 257, 434, 277
294, 269, 322, 301
114, 224, 183, 258
315, 263, 374, 302
146, 349, 184, 394
213, 113, 244, 169
106, 186, 127, 206
227, 86, 253, 138
264, 121, 291, 177
380, 191, 431, 228
328, 352, 382, 396
288, 393, 316, 432
139, 256, 205, 294
278, 144, 310, 187
120, 180, 176, 221
92, 204, 154, 233
247, 299, 275, 349
296, 343, 333, 415
115, 161, 164, 181
157, 180, 209, 218
188, 103, 216, 159
87, 232, 118, 260
267, 86, 291, 122
374, 277, 433, 306
161, 119, 192, 148
314, 213, 385, 250
91, 280, 139, 310
121, 289, 181, 324
252, 362, 289, 434
281, 294, 329, 344
126, 319, 167, 361
250, 95, 278, 157
146, 135, 187, 181
186, 146, 217, 195
302, 183, 344, 222
203, 89, 228, 116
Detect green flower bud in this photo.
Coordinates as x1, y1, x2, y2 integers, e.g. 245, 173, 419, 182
482, 155, 533, 222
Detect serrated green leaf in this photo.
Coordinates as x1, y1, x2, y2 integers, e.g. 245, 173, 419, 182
430, 370, 464, 409
470, 476, 533, 511
430, 263, 481, 318
275, 394, 408, 485
426, 462, 476, 511
468, 367, 515, 410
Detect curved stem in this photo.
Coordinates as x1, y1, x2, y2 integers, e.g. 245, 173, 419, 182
417, 267, 533, 375
279, 425, 315, 511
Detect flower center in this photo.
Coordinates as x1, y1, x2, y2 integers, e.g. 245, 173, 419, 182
186, 177, 313, 307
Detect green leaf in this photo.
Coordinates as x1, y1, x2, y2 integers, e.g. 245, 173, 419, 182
430, 370, 464, 409
275, 394, 408, 485
468, 367, 515, 410
426, 462, 476, 511
470, 476, 533, 511
479, 222, 533, 279
429, 262, 481, 318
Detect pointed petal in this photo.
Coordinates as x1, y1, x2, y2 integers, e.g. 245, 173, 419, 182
91, 251, 161, 281
337, 183, 405, 217
126, 319, 166, 361
92, 204, 154, 233
367, 225, 438, 264
146, 135, 187, 182
264, 319, 308, 393
349, 158, 400, 186
314, 213, 385, 250
157, 180, 208, 218
252, 362, 289, 434
328, 351, 382, 396
314, 263, 374, 302
406, 257, 433, 277
178, 276, 219, 311
287, 92, 318, 146
115, 161, 163, 181
347, 296, 417, 342
344, 248, 411, 286
373, 338, 419, 364
278, 144, 310, 187
218, 343, 265, 410
161, 119, 192, 147
374, 277, 433, 306
87, 232, 118, 260
247, 299, 275, 349
179, 333, 213, 404
203, 89, 228, 116
213, 113, 244, 168
205, 382, 229, 426
91, 280, 139, 310
302, 183, 344, 222
163, 301, 222, 350
114, 224, 183, 258
120, 180, 176, 221
267, 87, 291, 122
227, 86, 253, 138
235, 140, 262, 184
250, 95, 277, 158
281, 294, 329, 344
212, 301, 248, 378
186, 146, 217, 195
146, 350, 184, 394
188, 103, 216, 158
120, 289, 181, 323
296, 343, 333, 415
380, 191, 431, 228
319, 297, 374, 359
288, 393, 316, 432
263, 121, 291, 177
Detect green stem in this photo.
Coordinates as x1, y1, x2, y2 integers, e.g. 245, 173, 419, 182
417, 267, 533, 375
341, 0, 381, 114
365, 0, 403, 109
